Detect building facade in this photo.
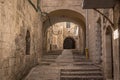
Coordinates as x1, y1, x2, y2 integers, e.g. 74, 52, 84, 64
0, 0, 119, 80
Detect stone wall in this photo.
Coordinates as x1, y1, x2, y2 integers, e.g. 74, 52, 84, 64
87, 3, 120, 79
46, 22, 82, 51
87, 9, 102, 63
0, 0, 42, 80
113, 1, 120, 80
41, 0, 85, 16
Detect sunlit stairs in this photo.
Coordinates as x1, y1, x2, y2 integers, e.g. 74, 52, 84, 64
60, 50, 104, 80
40, 50, 62, 65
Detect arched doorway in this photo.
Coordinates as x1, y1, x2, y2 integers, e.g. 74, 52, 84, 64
63, 37, 75, 49
105, 27, 114, 79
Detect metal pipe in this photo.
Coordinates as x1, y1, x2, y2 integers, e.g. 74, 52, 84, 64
86, 9, 88, 48
85, 9, 89, 59
28, 0, 41, 12
94, 8, 114, 27
28, 0, 38, 12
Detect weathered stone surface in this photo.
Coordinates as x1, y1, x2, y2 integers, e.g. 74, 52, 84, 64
0, 0, 119, 80
24, 50, 104, 80
0, 0, 42, 80
56, 50, 73, 63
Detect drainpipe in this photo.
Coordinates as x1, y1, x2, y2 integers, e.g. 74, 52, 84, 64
85, 9, 89, 59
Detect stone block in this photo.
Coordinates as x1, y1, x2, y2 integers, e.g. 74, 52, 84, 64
2, 59, 9, 68
9, 58, 15, 67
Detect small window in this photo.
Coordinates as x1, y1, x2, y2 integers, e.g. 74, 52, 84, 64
66, 22, 71, 28
26, 30, 31, 55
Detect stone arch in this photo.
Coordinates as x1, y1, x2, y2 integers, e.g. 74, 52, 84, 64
42, 0, 85, 16
43, 9, 85, 32
26, 30, 31, 55
63, 37, 75, 49
42, 9, 86, 52
105, 26, 114, 79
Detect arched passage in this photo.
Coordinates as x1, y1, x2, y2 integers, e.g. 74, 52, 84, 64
43, 9, 86, 52
63, 37, 75, 49
105, 27, 114, 79
43, 9, 85, 32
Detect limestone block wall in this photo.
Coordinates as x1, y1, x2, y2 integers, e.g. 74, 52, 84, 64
41, 0, 85, 16
0, 0, 42, 80
113, 1, 120, 80
88, 10, 102, 63
101, 9, 114, 80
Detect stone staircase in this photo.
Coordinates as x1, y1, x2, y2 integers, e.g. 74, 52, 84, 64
60, 67, 104, 80
24, 50, 105, 80
60, 50, 104, 80
40, 50, 62, 65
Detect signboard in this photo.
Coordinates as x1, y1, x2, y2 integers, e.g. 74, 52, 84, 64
114, 29, 119, 40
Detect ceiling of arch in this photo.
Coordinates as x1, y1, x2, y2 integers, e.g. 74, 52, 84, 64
43, 9, 86, 33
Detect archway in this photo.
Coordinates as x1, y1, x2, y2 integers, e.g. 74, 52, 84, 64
105, 27, 114, 79
63, 37, 75, 49
43, 9, 85, 32
43, 9, 86, 52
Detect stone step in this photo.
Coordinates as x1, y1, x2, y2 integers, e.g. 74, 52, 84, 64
61, 71, 103, 76
73, 59, 91, 62
45, 52, 62, 55
40, 62, 53, 65
61, 68, 101, 72
42, 55, 60, 57
42, 55, 58, 57
41, 58, 56, 62
60, 75, 104, 80
72, 62, 94, 65
73, 55, 86, 57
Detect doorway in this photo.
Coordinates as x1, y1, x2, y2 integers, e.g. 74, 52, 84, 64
63, 37, 75, 49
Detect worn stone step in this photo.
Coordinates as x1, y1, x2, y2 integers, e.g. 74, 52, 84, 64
45, 52, 62, 55
61, 68, 101, 72
40, 62, 53, 65
73, 55, 86, 57
60, 75, 104, 80
72, 62, 94, 65
61, 71, 103, 76
42, 55, 59, 59
42, 55, 59, 57
73, 55, 86, 58
74, 59, 92, 62
41, 59, 56, 62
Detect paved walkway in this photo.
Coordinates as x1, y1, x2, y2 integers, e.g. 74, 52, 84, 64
24, 65, 60, 80
23, 50, 104, 80
24, 50, 73, 80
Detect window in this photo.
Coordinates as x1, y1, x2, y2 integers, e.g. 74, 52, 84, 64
66, 22, 71, 28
